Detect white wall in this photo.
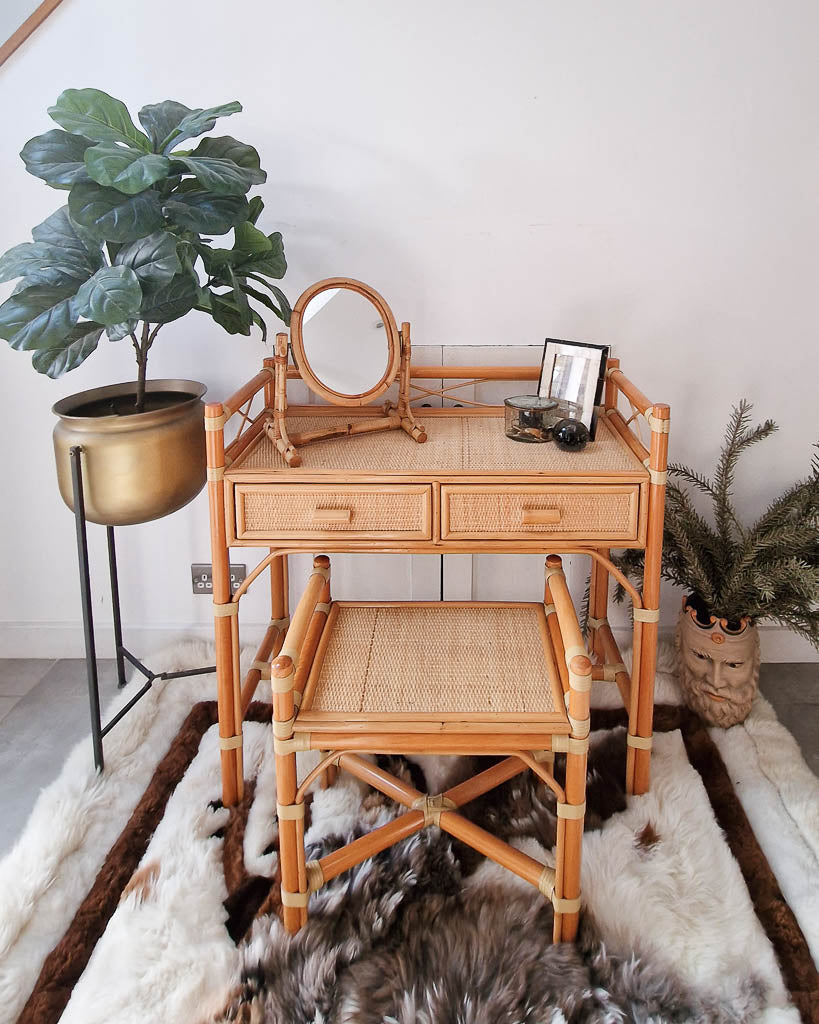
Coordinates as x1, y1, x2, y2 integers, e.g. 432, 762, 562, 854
0, 1, 44, 52
0, 0, 816, 660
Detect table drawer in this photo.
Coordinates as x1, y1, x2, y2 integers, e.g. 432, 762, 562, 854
441, 484, 640, 541
234, 484, 433, 540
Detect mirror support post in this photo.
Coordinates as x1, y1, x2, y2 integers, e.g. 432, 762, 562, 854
397, 322, 427, 443
264, 333, 302, 467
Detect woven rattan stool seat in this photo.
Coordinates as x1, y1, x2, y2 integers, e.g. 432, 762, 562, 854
298, 602, 567, 727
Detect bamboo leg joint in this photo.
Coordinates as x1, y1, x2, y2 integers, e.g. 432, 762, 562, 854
568, 671, 592, 693
280, 888, 309, 909
219, 734, 243, 751
274, 733, 311, 754
552, 735, 589, 754
277, 802, 305, 820
411, 793, 456, 828
538, 865, 556, 898
306, 859, 325, 892
273, 716, 296, 738
552, 894, 582, 914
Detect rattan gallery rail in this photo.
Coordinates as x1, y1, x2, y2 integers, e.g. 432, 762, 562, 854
205, 354, 669, 936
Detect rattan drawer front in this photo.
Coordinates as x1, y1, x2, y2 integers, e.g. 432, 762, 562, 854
235, 484, 433, 540
441, 484, 640, 541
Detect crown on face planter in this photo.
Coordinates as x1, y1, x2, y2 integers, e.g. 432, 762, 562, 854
675, 597, 760, 727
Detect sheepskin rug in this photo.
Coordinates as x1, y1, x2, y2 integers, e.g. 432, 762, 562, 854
0, 641, 817, 1024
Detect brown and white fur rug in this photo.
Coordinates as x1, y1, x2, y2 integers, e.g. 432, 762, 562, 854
0, 642, 817, 1023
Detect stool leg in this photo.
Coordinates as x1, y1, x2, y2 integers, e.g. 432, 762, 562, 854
555, 742, 587, 942
320, 753, 338, 789
273, 653, 306, 932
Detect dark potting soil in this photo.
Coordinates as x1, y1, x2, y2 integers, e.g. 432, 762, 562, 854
71, 391, 196, 418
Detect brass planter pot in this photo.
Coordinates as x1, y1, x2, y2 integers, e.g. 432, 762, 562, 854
53, 379, 207, 526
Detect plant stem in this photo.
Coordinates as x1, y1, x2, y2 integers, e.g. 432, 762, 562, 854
135, 321, 150, 413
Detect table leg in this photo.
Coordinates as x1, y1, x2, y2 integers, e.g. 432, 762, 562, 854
631, 402, 670, 795
588, 548, 610, 661
206, 403, 241, 806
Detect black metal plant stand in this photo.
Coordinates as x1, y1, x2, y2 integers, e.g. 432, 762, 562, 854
70, 446, 215, 771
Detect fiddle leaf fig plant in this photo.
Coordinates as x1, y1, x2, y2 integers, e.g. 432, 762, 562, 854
0, 89, 290, 411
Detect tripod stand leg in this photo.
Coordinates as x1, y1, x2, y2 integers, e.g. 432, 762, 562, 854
107, 527, 128, 690
70, 446, 104, 772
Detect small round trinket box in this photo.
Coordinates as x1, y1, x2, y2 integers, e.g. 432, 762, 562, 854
503, 396, 559, 442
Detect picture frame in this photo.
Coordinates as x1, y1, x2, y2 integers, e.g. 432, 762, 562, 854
538, 338, 610, 440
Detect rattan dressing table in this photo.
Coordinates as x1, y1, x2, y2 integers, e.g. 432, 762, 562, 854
205, 343, 670, 813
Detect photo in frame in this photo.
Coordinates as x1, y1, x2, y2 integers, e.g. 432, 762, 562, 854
538, 338, 610, 440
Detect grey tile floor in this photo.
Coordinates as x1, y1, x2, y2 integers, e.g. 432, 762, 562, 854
0, 658, 815, 857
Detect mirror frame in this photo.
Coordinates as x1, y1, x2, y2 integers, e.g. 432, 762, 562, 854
289, 278, 401, 407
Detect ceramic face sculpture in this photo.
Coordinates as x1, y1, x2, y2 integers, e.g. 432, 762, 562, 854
675, 607, 760, 727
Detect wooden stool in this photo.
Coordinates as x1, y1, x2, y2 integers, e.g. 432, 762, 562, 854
272, 554, 591, 942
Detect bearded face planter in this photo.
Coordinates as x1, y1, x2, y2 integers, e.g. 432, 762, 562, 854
675, 597, 760, 727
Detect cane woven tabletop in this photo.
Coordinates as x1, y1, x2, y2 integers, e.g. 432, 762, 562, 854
301, 602, 566, 721
231, 413, 646, 477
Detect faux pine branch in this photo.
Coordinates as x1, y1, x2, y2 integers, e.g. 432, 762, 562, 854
612, 402, 819, 647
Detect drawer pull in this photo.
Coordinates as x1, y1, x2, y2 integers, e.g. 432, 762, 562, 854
312, 508, 352, 524
522, 507, 562, 526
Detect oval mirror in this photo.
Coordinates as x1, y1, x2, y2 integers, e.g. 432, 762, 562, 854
290, 279, 400, 406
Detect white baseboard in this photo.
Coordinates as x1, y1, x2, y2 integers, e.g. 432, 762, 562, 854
0, 622, 265, 661
1, 621, 816, 663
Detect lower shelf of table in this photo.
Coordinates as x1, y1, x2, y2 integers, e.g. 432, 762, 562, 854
293, 601, 572, 747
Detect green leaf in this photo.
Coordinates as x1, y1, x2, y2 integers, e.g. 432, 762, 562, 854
138, 100, 195, 150
31, 206, 104, 271
250, 308, 267, 344
20, 130, 93, 188
0, 282, 79, 351
246, 196, 264, 224
158, 101, 242, 152
114, 231, 181, 286
194, 243, 239, 276
176, 155, 264, 195
226, 265, 251, 317
187, 135, 262, 169
140, 270, 200, 323
48, 88, 151, 150
106, 319, 137, 341
69, 181, 164, 242
31, 324, 103, 377
234, 221, 272, 255
243, 282, 284, 319
174, 139, 264, 197
162, 192, 248, 234
241, 273, 291, 324
84, 143, 170, 195
75, 266, 142, 326
209, 289, 252, 335
0, 241, 89, 286
266, 284, 291, 324
239, 230, 286, 278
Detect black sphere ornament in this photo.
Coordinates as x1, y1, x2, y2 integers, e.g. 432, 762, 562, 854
553, 418, 589, 452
